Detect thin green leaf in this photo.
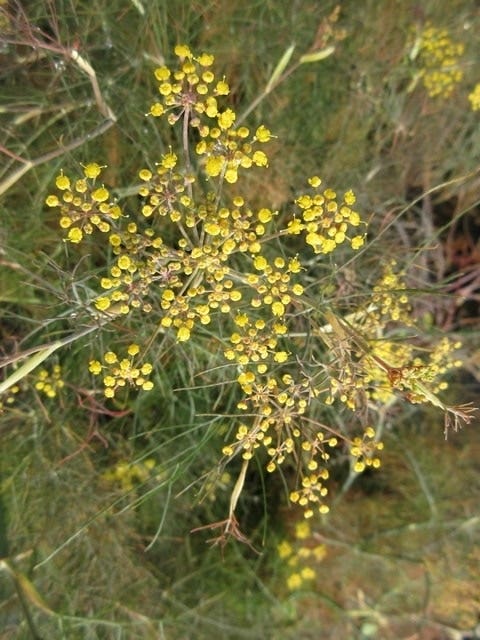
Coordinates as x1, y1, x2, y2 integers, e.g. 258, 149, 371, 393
0, 560, 54, 616
0, 324, 104, 395
409, 35, 422, 61
299, 46, 335, 64
0, 342, 62, 395
265, 44, 295, 93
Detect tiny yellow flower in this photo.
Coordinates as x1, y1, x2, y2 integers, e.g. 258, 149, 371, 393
161, 151, 177, 169
117, 255, 132, 270
237, 126, 249, 138
149, 102, 164, 117
89, 360, 102, 375
308, 176, 322, 188
354, 460, 365, 473
286, 218, 304, 234
159, 82, 172, 96
287, 573, 303, 591
45, 195, 59, 207
468, 83, 480, 111
95, 296, 111, 311
253, 255, 268, 271
351, 235, 365, 250
255, 125, 272, 142
215, 79, 229, 95
271, 301, 285, 317
139, 169, 152, 181
224, 167, 238, 183
91, 187, 109, 203
205, 96, 218, 117
174, 44, 192, 58
234, 313, 249, 328
252, 150, 268, 167
177, 326, 191, 342
162, 289, 175, 302
154, 66, 170, 81
104, 351, 118, 364
237, 371, 255, 386
127, 344, 140, 356
217, 108, 236, 130
301, 567, 316, 581
204, 222, 221, 236
75, 179, 88, 193
277, 540, 293, 558
83, 163, 103, 179
205, 156, 223, 177
67, 227, 83, 243
313, 544, 326, 560
258, 208, 273, 223
197, 52, 214, 67
55, 173, 71, 190
295, 521, 310, 540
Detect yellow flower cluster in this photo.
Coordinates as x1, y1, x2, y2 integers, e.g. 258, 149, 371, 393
357, 265, 462, 405
100, 179, 306, 341
42, 46, 469, 526
322, 262, 462, 410
89, 344, 154, 398
149, 45, 228, 122
364, 336, 462, 406
289, 466, 331, 518
222, 372, 319, 469
289, 177, 365, 253
1, 366, 64, 411
34, 365, 65, 398
47, 48, 365, 353
368, 260, 412, 325
277, 520, 326, 591
196, 121, 270, 184
45, 163, 122, 243
0, 384, 20, 411
349, 426, 384, 473
362, 340, 414, 405
149, 44, 271, 184
416, 24, 464, 98
319, 261, 412, 406
468, 83, 480, 111
95, 221, 166, 316
102, 458, 156, 492
325, 361, 362, 410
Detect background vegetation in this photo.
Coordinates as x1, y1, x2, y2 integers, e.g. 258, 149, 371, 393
1, 1, 479, 639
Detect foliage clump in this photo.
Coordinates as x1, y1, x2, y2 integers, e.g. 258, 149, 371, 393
409, 23, 465, 99
39, 45, 475, 547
